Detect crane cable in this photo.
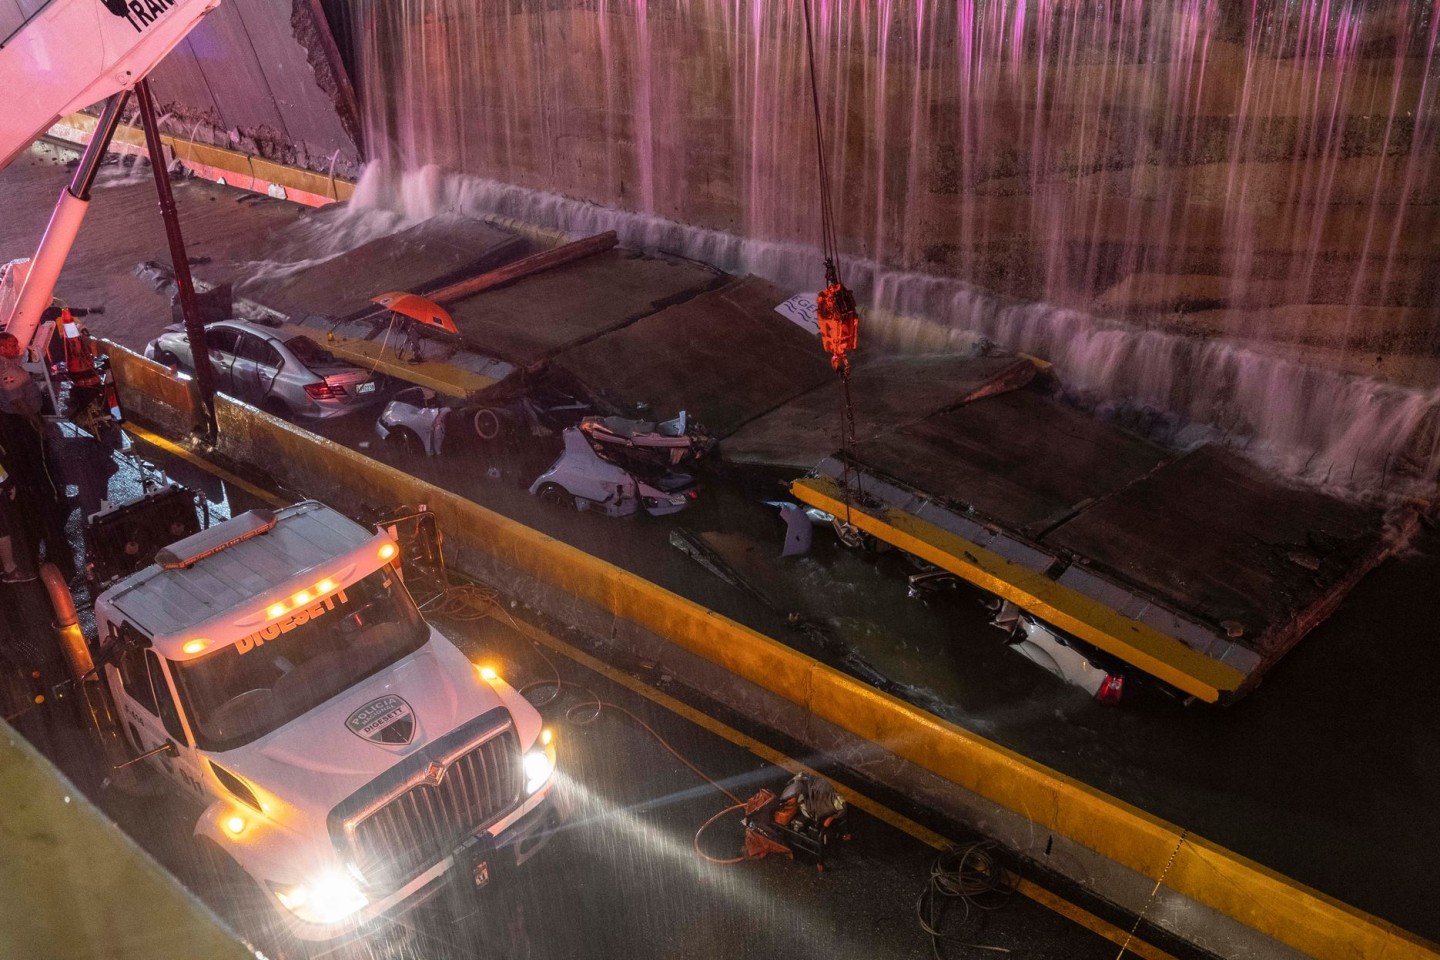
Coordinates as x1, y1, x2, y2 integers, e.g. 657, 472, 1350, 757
801, 0, 862, 535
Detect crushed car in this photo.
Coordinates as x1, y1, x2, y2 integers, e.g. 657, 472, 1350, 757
578, 410, 715, 470
376, 383, 593, 456
530, 426, 698, 517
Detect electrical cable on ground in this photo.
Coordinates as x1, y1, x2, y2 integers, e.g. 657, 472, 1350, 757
1114, 831, 1188, 960
916, 841, 1015, 958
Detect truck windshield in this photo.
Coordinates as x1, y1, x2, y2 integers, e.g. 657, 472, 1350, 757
172, 567, 428, 751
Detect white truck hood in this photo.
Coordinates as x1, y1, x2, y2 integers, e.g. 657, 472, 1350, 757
213, 632, 514, 830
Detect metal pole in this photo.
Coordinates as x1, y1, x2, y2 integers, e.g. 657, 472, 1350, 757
133, 79, 218, 439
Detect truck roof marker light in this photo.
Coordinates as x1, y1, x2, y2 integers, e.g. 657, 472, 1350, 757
293, 590, 312, 604
267, 603, 286, 619
378, 542, 398, 562
182, 639, 208, 655
317, 579, 335, 593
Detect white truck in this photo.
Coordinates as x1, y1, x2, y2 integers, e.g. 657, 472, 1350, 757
92, 500, 561, 947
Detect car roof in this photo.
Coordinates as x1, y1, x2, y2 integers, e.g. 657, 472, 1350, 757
215, 319, 279, 339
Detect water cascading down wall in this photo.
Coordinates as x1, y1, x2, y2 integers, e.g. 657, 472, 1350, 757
339, 0, 1437, 353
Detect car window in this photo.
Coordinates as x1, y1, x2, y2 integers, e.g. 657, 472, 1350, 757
237, 334, 283, 369
205, 327, 239, 355
284, 336, 335, 366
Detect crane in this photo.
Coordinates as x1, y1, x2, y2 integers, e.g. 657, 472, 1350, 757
0, 0, 219, 354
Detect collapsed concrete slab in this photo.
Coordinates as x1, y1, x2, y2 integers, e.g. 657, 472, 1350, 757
553, 275, 835, 435
792, 387, 1420, 701
725, 353, 1038, 470
237, 213, 526, 322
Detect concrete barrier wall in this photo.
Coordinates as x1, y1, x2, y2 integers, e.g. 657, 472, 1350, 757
107, 344, 201, 440
102, 343, 1440, 960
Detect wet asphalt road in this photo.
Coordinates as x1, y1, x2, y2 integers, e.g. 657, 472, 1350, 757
0, 432, 1129, 960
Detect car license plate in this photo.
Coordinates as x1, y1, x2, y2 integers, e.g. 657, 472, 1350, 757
357, 381, 376, 394
473, 859, 490, 888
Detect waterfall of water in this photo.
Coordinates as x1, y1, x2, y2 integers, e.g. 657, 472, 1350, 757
324, 0, 1440, 499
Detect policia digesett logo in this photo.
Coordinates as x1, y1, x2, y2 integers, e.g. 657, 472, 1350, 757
235, 587, 349, 655
101, 0, 180, 35
346, 695, 416, 745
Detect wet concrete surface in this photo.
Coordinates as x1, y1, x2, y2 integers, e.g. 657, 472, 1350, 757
237, 212, 527, 323
725, 353, 1037, 469
445, 247, 724, 365
553, 275, 836, 436
4, 148, 1438, 942
0, 434, 1126, 960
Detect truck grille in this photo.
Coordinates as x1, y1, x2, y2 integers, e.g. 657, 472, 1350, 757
344, 725, 522, 889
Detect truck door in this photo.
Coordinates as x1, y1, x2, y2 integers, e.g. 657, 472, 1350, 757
111, 645, 206, 801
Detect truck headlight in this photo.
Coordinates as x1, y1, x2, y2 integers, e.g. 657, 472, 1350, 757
270, 871, 368, 925
523, 730, 556, 794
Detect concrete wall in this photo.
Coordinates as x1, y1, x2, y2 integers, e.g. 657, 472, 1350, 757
141, 0, 361, 176
346, 0, 1439, 356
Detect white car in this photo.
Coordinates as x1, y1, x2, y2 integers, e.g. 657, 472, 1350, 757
530, 427, 698, 518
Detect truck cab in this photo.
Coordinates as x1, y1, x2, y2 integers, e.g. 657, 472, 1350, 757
94, 500, 560, 944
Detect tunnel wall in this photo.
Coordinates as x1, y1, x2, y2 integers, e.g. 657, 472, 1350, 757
113, 0, 362, 177
36, 1, 1437, 364
342, 0, 1440, 356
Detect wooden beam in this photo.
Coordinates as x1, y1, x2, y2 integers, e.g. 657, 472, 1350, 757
427, 231, 618, 304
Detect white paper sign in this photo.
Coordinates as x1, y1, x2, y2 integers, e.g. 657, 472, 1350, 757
774, 294, 819, 337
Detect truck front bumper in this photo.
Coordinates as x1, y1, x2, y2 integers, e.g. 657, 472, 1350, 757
287, 781, 565, 943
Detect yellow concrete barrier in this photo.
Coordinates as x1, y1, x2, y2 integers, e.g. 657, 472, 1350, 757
104, 343, 1438, 960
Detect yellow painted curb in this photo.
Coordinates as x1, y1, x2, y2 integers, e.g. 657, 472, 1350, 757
792, 475, 1245, 702
51, 112, 354, 206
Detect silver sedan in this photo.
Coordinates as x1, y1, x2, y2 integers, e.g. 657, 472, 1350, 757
145, 319, 382, 420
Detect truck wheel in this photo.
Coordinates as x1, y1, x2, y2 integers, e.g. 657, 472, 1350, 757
194, 841, 312, 960
536, 483, 574, 510
473, 407, 504, 442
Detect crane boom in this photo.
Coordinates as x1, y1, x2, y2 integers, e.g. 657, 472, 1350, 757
1, 0, 218, 349
1, 0, 218, 170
